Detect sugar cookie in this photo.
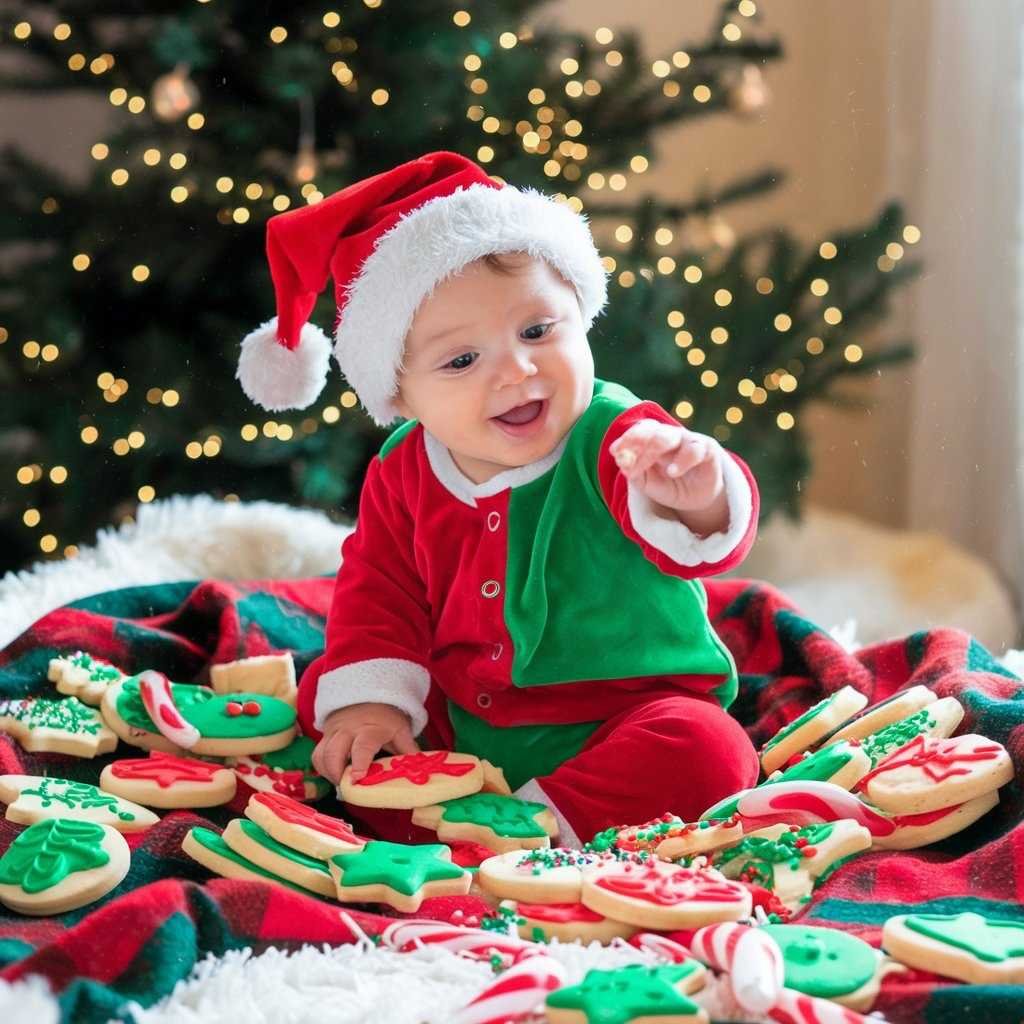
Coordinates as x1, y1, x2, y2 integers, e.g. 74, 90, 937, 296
767, 739, 872, 791
856, 733, 1013, 814
0, 697, 117, 757
230, 734, 330, 802
329, 840, 471, 912
478, 847, 602, 904
412, 792, 558, 853
872, 789, 999, 850
479, 758, 512, 796
502, 898, 638, 945
882, 911, 1024, 984
0, 818, 129, 915
244, 791, 367, 859
102, 676, 296, 756
760, 686, 868, 775
858, 696, 964, 767
182, 825, 316, 895
546, 962, 708, 1024
100, 752, 237, 809
819, 684, 936, 747
209, 654, 297, 707
222, 817, 334, 897
580, 860, 751, 930
340, 750, 483, 809
47, 651, 124, 706
0, 774, 158, 832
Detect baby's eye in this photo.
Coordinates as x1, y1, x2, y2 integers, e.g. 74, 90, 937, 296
445, 352, 476, 371
521, 322, 553, 341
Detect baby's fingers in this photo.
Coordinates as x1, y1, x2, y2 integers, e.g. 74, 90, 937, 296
385, 725, 420, 756
313, 730, 353, 786
349, 730, 385, 782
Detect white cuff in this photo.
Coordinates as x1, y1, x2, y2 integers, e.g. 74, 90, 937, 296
514, 778, 582, 849
313, 658, 430, 736
626, 449, 753, 567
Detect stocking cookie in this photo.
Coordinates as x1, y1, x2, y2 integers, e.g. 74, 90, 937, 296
581, 860, 751, 930
0, 818, 130, 915
209, 653, 298, 706
858, 696, 964, 767
546, 962, 708, 1024
182, 825, 318, 895
222, 818, 334, 897
856, 733, 1013, 814
244, 791, 367, 859
329, 840, 471, 912
0, 775, 158, 832
872, 789, 999, 850
412, 792, 558, 853
340, 750, 484, 809
48, 651, 124, 706
100, 752, 237, 809
502, 898, 638, 944
818, 684, 936, 747
882, 911, 1024, 984
760, 686, 868, 775
230, 734, 330, 802
0, 697, 117, 757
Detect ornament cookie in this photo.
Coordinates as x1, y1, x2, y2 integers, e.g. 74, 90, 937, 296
0, 775, 158, 833
0, 818, 130, 915
856, 733, 1013, 814
209, 653, 298, 706
329, 840, 471, 912
581, 860, 751, 930
339, 750, 483, 809
102, 675, 296, 756
882, 911, 1024, 984
100, 752, 237, 809
819, 684, 936, 747
0, 697, 117, 757
48, 651, 124, 706
244, 791, 366, 859
546, 962, 708, 1024
222, 818, 334, 897
760, 686, 868, 775
182, 826, 317, 895
503, 898, 638, 945
230, 734, 330, 801
478, 847, 602, 904
858, 696, 964, 767
872, 789, 999, 850
412, 792, 558, 853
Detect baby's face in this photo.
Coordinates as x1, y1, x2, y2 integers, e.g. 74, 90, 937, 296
393, 253, 595, 484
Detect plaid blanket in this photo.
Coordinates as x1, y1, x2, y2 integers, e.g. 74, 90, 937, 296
0, 576, 1020, 1023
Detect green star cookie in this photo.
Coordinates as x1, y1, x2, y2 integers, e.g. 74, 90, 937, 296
331, 840, 466, 896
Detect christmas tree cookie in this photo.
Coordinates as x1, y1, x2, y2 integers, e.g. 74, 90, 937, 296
0, 774, 158, 833
412, 791, 558, 853
0, 697, 118, 757
99, 752, 237, 808
0, 818, 130, 915
222, 818, 334, 897
244, 790, 367, 860
340, 750, 484, 809
48, 651, 125, 706
329, 840, 471, 912
229, 734, 330, 802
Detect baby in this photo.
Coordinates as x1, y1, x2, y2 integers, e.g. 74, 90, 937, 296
237, 151, 760, 846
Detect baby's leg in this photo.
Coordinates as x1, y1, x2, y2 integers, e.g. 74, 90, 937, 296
515, 695, 759, 848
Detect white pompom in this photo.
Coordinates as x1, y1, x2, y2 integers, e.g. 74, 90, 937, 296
236, 317, 332, 411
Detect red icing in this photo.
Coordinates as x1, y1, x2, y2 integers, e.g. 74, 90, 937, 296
242, 701, 261, 716
109, 752, 226, 788
518, 901, 604, 923
594, 863, 745, 906
158, 704, 186, 729
354, 751, 476, 787
890, 804, 964, 827
234, 761, 307, 801
252, 791, 365, 844
856, 734, 1002, 792
756, 791, 896, 837
226, 702, 243, 717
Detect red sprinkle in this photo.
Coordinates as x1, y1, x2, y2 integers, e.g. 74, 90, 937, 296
795, 837, 808, 848
226, 702, 243, 717
801, 846, 817, 858
242, 701, 261, 716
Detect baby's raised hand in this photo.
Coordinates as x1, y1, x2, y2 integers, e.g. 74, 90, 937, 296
609, 419, 725, 516
311, 702, 420, 785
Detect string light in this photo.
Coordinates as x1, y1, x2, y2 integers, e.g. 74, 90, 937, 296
823, 306, 843, 325
903, 225, 921, 243
819, 241, 837, 259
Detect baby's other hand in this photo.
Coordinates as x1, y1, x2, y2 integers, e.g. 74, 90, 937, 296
311, 702, 419, 785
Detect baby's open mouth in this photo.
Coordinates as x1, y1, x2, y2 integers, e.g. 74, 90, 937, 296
493, 400, 544, 425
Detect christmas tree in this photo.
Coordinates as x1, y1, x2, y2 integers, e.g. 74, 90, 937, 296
0, 1, 919, 574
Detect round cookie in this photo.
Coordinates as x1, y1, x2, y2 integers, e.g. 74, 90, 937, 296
760, 686, 868, 775
819, 684, 936, 747
101, 676, 296, 756
478, 847, 600, 904
0, 697, 118, 758
0, 818, 130, 915
244, 791, 366, 859
412, 792, 558, 853
856, 733, 1014, 814
182, 825, 318, 895
230, 734, 330, 802
872, 789, 1000, 850
502, 898, 639, 945
581, 860, 751, 930
221, 817, 334, 897
882, 911, 1024, 984
858, 696, 964, 767
339, 750, 483, 809
48, 651, 124, 706
329, 839, 471, 912
100, 752, 237, 809
0, 774, 158, 833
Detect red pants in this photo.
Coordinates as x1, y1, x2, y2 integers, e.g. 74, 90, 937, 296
342, 696, 758, 848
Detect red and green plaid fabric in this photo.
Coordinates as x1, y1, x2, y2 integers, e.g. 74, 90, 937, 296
0, 575, 1020, 1023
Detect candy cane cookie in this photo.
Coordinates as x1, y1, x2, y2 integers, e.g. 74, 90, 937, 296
340, 750, 484, 809
0, 697, 117, 758
138, 670, 201, 750
100, 752, 237, 809
733, 780, 896, 839
48, 651, 124, 706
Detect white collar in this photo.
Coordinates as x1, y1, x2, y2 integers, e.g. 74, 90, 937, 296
422, 428, 569, 508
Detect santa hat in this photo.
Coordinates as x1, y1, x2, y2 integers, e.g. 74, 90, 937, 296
237, 150, 609, 427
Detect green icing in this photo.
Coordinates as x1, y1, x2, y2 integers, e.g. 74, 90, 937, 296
0, 697, 102, 735
66, 652, 121, 682
0, 818, 109, 893
331, 840, 466, 896
236, 819, 329, 875
438, 793, 548, 838
188, 827, 311, 895
545, 963, 703, 1022
761, 923, 877, 998
763, 694, 837, 752
861, 708, 937, 766
716, 824, 835, 888
905, 912, 1024, 963
22, 777, 135, 822
699, 792, 746, 821
773, 744, 855, 784
115, 676, 295, 738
